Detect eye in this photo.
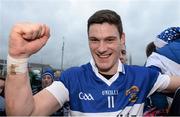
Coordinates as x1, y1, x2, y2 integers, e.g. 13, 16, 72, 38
107, 38, 114, 42
106, 37, 116, 43
121, 50, 126, 55
89, 37, 99, 42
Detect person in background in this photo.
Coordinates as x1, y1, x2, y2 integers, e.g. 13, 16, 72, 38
29, 69, 42, 95
146, 27, 180, 76
0, 76, 6, 116
41, 69, 54, 89
41, 68, 69, 116
145, 42, 156, 58
54, 70, 61, 81
119, 44, 127, 64
145, 27, 180, 116
5, 9, 180, 116
144, 41, 168, 116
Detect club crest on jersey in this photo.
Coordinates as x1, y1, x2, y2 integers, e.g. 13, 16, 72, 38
125, 86, 139, 103
79, 92, 94, 101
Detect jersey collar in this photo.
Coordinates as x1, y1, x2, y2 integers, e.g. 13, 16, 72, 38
90, 59, 125, 86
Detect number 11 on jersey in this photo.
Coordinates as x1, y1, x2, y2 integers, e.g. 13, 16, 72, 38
108, 96, 114, 108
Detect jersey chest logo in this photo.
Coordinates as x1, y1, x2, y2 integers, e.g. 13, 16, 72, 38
79, 92, 94, 101
126, 86, 139, 103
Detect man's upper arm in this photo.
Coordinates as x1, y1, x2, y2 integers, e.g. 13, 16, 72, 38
45, 81, 69, 106
31, 81, 69, 115
31, 89, 60, 115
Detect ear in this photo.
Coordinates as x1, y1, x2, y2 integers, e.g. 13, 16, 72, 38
121, 32, 126, 45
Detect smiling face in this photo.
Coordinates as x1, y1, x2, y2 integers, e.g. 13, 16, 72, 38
88, 23, 124, 75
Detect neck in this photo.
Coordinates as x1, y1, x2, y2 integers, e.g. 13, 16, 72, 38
99, 72, 114, 80
98, 61, 119, 75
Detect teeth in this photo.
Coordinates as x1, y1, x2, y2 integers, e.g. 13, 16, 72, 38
100, 55, 108, 57
99, 54, 110, 58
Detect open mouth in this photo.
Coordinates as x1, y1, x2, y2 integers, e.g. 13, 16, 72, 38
97, 53, 112, 59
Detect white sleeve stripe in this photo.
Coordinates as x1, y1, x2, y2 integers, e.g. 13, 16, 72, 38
148, 73, 170, 97
146, 52, 180, 76
45, 81, 69, 107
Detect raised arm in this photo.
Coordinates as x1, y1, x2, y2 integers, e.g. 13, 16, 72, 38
5, 23, 60, 115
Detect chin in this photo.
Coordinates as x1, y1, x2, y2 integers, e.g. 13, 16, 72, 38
96, 64, 110, 72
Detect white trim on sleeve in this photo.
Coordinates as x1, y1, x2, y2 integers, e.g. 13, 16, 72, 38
148, 73, 170, 97
45, 81, 69, 107
146, 52, 180, 76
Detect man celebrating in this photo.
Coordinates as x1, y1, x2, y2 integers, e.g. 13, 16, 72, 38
5, 9, 180, 116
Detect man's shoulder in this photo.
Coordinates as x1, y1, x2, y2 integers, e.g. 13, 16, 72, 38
124, 64, 159, 76
62, 62, 92, 76
124, 64, 149, 71
65, 62, 90, 71
59, 63, 93, 87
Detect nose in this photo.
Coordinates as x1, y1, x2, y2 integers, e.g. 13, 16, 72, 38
97, 41, 107, 54
44, 77, 48, 81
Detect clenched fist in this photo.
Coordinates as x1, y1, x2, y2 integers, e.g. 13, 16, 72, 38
9, 23, 50, 59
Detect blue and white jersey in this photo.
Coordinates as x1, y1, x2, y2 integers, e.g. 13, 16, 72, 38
148, 27, 180, 76
146, 52, 180, 76
46, 60, 170, 116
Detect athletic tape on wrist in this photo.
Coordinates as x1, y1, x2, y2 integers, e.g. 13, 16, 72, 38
7, 54, 28, 75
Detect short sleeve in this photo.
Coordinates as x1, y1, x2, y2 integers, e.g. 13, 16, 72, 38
45, 81, 69, 107
148, 73, 170, 96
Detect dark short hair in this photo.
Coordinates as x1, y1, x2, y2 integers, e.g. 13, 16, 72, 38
146, 42, 156, 57
87, 9, 123, 38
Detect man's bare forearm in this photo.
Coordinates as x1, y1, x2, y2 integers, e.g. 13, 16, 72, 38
5, 23, 51, 115
5, 73, 34, 115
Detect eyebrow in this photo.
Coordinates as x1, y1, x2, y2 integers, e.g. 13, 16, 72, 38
89, 36, 117, 39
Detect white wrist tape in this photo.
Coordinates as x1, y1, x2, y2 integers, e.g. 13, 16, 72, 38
7, 54, 28, 75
